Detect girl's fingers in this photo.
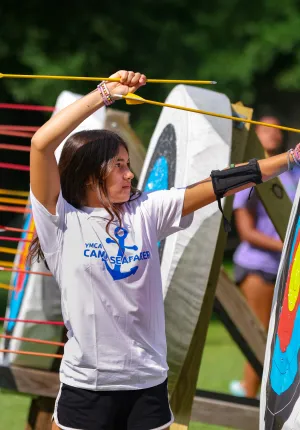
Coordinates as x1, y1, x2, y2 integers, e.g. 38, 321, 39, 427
108, 71, 146, 95
139, 74, 147, 85
130, 72, 141, 87
126, 71, 135, 85
118, 70, 129, 84
129, 73, 147, 92
108, 70, 146, 87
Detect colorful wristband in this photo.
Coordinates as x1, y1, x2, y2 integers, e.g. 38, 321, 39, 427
287, 150, 294, 171
97, 82, 114, 106
288, 143, 300, 170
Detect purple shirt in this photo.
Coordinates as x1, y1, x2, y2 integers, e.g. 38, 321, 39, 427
233, 169, 299, 274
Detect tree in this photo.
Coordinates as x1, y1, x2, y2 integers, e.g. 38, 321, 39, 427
1, 0, 300, 143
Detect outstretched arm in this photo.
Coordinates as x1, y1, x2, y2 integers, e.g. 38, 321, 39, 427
182, 151, 291, 217
30, 71, 146, 214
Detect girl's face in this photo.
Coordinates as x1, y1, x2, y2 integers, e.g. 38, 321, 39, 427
256, 117, 283, 155
106, 145, 134, 203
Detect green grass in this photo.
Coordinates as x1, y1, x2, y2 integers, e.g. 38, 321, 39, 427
0, 391, 31, 429
0, 272, 11, 284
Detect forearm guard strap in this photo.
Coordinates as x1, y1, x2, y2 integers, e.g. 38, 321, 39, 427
210, 158, 263, 232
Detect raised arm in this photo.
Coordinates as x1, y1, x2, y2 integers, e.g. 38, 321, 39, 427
182, 151, 293, 217
30, 71, 146, 214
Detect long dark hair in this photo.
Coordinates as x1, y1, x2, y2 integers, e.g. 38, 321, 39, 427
27, 129, 140, 266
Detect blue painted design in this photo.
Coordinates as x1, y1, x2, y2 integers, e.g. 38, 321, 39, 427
270, 215, 300, 394
144, 156, 168, 248
7, 213, 31, 332
270, 306, 300, 394
105, 227, 139, 280
144, 156, 168, 192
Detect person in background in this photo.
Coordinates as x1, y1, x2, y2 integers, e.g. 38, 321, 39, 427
229, 116, 299, 398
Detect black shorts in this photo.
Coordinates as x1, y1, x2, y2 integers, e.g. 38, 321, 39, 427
53, 379, 173, 430
234, 263, 277, 286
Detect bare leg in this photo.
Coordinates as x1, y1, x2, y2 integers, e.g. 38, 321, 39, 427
240, 273, 274, 398
52, 421, 61, 430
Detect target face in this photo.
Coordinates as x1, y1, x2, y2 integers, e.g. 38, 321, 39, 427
143, 124, 176, 260
138, 84, 232, 390
261, 184, 300, 429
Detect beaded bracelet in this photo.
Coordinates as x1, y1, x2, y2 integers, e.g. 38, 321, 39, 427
288, 143, 300, 170
97, 81, 114, 106
294, 142, 300, 163
287, 150, 294, 171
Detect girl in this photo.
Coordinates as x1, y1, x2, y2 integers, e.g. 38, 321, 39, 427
29, 70, 299, 430
230, 117, 299, 398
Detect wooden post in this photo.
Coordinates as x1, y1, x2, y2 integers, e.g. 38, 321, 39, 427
104, 108, 146, 179
191, 391, 259, 430
25, 397, 55, 430
215, 269, 267, 366
170, 103, 252, 429
173, 104, 292, 429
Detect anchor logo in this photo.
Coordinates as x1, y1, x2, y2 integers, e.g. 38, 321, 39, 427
105, 226, 139, 280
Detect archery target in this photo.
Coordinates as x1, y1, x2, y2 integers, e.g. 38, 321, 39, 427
260, 182, 300, 430
138, 85, 232, 390
54, 90, 106, 162
0, 91, 106, 369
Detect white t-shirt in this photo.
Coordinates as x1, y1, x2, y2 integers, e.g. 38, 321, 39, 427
30, 188, 193, 391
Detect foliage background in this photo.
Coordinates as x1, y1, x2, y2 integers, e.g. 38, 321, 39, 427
1, 0, 300, 145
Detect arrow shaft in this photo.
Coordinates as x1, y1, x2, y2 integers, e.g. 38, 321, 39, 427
0, 144, 31, 152
0, 189, 29, 197
0, 247, 22, 255
0, 73, 215, 85
0, 333, 64, 347
132, 97, 300, 134
0, 349, 63, 359
0, 267, 51, 277
0, 197, 28, 205
147, 79, 216, 84
0, 283, 15, 291
0, 225, 33, 233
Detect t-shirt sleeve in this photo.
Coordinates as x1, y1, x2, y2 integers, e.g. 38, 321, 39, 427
233, 188, 256, 211
140, 188, 194, 241
30, 188, 67, 254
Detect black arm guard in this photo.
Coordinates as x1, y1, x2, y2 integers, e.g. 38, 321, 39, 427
210, 159, 262, 232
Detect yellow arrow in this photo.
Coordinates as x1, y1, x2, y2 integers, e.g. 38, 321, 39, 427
0, 73, 216, 86
115, 93, 300, 134
122, 93, 146, 105
0, 247, 22, 255
0, 197, 28, 205
0, 283, 15, 291
0, 189, 29, 197
0, 261, 14, 268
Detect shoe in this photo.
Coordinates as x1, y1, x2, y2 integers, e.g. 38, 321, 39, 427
229, 380, 246, 397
